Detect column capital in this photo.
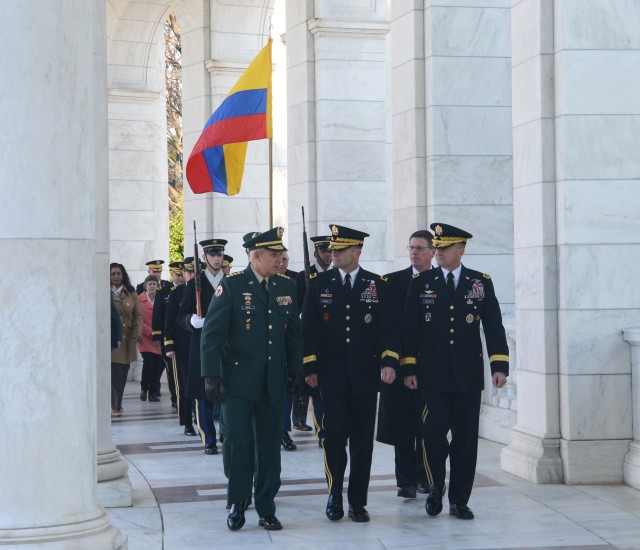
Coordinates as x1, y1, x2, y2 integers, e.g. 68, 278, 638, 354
307, 18, 389, 37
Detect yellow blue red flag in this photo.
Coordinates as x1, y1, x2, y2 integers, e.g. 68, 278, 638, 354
186, 39, 272, 196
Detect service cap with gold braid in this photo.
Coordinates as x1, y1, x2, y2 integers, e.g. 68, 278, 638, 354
145, 259, 164, 271
168, 261, 183, 276
327, 225, 369, 250
199, 238, 227, 254
430, 223, 473, 248
242, 227, 287, 251
183, 256, 195, 272
310, 235, 331, 250
222, 254, 233, 268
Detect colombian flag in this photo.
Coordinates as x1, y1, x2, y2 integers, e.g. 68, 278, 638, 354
186, 39, 272, 196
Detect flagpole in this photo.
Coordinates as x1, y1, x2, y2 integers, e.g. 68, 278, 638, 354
269, 137, 273, 227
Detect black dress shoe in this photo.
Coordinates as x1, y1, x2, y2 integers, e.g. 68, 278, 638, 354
139, 390, 147, 401
326, 494, 344, 521
397, 486, 417, 499
226, 497, 251, 511
417, 481, 429, 494
258, 515, 283, 530
449, 504, 474, 520
293, 421, 312, 431
227, 502, 246, 531
426, 484, 445, 516
281, 432, 297, 451
184, 426, 197, 436
204, 444, 218, 455
148, 393, 160, 402
171, 399, 177, 409
348, 505, 370, 523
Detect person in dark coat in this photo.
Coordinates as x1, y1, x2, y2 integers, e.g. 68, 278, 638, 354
376, 229, 435, 499
164, 258, 196, 436
201, 227, 303, 532
402, 223, 509, 521
302, 225, 399, 523
295, 235, 332, 439
179, 239, 228, 454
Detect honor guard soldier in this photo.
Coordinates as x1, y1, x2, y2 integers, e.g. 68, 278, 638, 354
295, 235, 332, 437
164, 258, 196, 436
376, 230, 435, 499
301, 225, 399, 523
178, 238, 228, 455
200, 227, 303, 532
402, 223, 509, 521
222, 255, 234, 276
136, 260, 171, 295
151, 261, 183, 406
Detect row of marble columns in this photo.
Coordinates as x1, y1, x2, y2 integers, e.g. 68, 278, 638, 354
1, 2, 126, 548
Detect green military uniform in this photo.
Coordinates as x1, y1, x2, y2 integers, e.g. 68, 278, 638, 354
200, 227, 302, 522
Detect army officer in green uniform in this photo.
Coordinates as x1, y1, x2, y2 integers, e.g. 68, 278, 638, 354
200, 227, 303, 532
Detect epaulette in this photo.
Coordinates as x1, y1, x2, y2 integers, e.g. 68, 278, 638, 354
276, 273, 291, 280
227, 271, 243, 278
483, 273, 491, 280
380, 275, 388, 282
412, 273, 420, 279
309, 272, 318, 279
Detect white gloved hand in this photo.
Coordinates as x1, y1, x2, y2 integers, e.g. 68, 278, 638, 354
190, 314, 205, 329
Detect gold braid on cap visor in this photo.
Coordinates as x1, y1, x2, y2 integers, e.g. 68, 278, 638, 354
328, 238, 364, 249
147, 263, 163, 269
432, 236, 467, 248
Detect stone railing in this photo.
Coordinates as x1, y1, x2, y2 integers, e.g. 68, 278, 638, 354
623, 327, 640, 489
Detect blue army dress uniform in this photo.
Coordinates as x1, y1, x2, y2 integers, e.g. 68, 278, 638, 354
301, 225, 399, 522
178, 239, 228, 454
401, 223, 509, 519
164, 258, 196, 435
136, 259, 171, 295
200, 227, 303, 531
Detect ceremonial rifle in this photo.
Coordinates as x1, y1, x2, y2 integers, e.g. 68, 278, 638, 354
301, 207, 311, 285
193, 220, 202, 317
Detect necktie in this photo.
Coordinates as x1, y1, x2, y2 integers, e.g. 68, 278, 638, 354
447, 271, 455, 298
261, 279, 269, 296
344, 273, 352, 299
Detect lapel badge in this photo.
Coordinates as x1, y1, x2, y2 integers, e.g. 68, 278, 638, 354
323, 312, 329, 322
364, 313, 372, 323
466, 314, 474, 324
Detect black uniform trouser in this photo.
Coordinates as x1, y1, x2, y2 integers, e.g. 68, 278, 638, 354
420, 389, 481, 507
322, 390, 377, 507
170, 355, 193, 427
292, 394, 309, 424
222, 393, 283, 517
394, 442, 427, 488
161, 344, 177, 401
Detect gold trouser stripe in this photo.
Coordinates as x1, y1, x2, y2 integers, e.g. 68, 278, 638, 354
194, 399, 206, 445
323, 414, 332, 492
171, 357, 181, 417
311, 396, 323, 445
420, 404, 434, 486
489, 354, 509, 363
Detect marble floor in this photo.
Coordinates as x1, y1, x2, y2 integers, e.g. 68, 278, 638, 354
108, 382, 640, 550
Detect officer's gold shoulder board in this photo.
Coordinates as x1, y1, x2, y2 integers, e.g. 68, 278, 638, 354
309, 272, 318, 279
412, 273, 420, 279
276, 273, 290, 280
483, 273, 491, 280
380, 275, 388, 282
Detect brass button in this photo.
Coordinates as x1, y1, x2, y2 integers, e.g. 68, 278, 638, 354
449, 340, 454, 345
268, 356, 272, 360
346, 305, 351, 310
346, 327, 351, 332
346, 316, 350, 320
268, 325, 272, 330
450, 317, 454, 322
235, 361, 239, 365
247, 311, 250, 315
269, 341, 272, 345
450, 329, 454, 333
346, 338, 350, 343
268, 309, 272, 313
450, 305, 454, 310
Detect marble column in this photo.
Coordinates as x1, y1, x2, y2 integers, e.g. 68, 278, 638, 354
500, 0, 563, 484
0, 2, 125, 547
286, 0, 391, 275
623, 328, 640, 489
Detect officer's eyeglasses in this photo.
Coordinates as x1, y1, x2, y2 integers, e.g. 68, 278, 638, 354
407, 246, 432, 252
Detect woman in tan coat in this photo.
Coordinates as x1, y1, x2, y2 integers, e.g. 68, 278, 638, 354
110, 262, 143, 416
